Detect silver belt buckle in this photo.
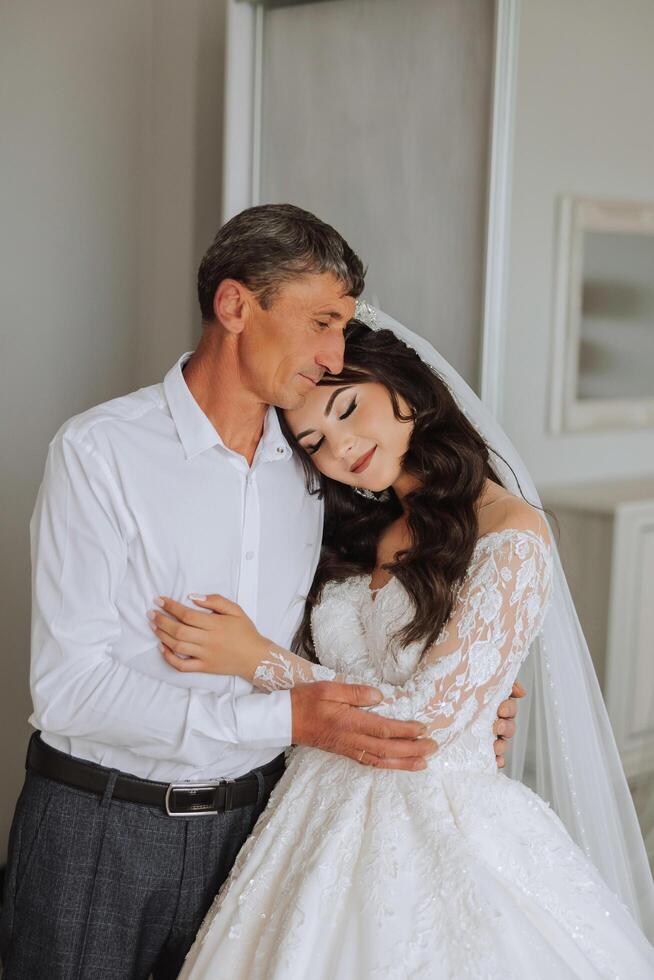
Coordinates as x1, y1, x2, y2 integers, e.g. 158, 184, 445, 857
164, 779, 235, 817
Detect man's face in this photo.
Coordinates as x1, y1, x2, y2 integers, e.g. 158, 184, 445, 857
239, 273, 357, 410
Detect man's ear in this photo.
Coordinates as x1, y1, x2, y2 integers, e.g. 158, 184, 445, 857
213, 279, 251, 335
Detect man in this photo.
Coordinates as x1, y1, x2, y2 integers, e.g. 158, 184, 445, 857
0, 204, 520, 978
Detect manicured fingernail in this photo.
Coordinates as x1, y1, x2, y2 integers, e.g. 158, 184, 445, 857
414, 760, 427, 770
147, 610, 156, 620
188, 593, 207, 601
154, 597, 164, 607
149, 622, 157, 633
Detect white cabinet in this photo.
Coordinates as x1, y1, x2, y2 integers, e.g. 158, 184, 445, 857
541, 477, 654, 780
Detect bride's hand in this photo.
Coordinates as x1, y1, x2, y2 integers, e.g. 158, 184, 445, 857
149, 594, 266, 678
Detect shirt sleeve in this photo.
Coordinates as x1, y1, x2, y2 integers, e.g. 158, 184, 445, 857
29, 435, 291, 765
250, 526, 553, 750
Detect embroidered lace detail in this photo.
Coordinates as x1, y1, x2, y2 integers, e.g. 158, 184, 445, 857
254, 528, 553, 760
254, 649, 335, 691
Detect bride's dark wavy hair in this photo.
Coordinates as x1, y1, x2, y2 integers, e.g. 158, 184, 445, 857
278, 319, 551, 662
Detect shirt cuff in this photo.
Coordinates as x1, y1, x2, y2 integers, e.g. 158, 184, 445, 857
234, 689, 293, 749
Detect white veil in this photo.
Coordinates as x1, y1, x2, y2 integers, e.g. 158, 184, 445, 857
356, 301, 654, 939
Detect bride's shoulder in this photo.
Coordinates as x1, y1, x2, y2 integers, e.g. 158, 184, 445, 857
480, 494, 552, 553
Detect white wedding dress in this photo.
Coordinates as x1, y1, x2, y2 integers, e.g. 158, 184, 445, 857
179, 527, 654, 979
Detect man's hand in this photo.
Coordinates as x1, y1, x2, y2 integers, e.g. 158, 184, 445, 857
291, 682, 437, 771
493, 681, 526, 768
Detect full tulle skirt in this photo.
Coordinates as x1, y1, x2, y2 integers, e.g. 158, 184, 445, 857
179, 747, 654, 979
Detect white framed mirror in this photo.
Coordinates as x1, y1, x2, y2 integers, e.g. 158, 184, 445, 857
550, 196, 654, 432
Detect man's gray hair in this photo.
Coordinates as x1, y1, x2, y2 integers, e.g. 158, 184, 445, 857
197, 203, 366, 322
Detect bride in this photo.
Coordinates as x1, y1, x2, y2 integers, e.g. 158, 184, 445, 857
150, 308, 654, 978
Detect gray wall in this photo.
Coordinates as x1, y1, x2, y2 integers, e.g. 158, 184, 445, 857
259, 0, 494, 390
0, 0, 226, 861
502, 0, 654, 486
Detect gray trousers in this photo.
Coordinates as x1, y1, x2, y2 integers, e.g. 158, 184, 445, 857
0, 761, 281, 979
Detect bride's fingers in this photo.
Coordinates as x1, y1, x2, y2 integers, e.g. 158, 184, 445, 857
154, 596, 214, 630
153, 624, 207, 661
161, 644, 205, 673
189, 593, 244, 616
149, 610, 206, 646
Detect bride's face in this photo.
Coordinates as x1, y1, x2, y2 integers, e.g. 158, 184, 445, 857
283, 379, 414, 491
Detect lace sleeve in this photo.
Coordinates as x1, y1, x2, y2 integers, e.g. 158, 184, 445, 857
252, 527, 553, 747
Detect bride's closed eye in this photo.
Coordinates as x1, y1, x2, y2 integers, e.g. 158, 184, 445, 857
306, 396, 358, 455
339, 396, 357, 421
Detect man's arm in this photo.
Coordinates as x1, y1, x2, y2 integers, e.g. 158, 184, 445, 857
288, 681, 522, 770
29, 434, 291, 765
289, 682, 436, 770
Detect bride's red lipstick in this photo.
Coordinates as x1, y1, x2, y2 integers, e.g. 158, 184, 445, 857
350, 446, 377, 474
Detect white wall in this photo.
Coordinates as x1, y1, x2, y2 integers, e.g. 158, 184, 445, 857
502, 0, 654, 487
0, 0, 226, 862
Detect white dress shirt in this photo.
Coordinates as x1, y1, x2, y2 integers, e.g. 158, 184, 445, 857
29, 353, 323, 781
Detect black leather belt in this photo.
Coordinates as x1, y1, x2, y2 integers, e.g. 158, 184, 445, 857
26, 732, 286, 817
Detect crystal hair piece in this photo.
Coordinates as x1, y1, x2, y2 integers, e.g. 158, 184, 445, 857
354, 300, 378, 328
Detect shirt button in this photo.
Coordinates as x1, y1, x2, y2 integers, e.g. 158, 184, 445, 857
245, 551, 255, 560
276, 446, 285, 454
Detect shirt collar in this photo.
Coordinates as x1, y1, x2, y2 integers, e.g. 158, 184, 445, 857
163, 352, 293, 464
257, 400, 293, 464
